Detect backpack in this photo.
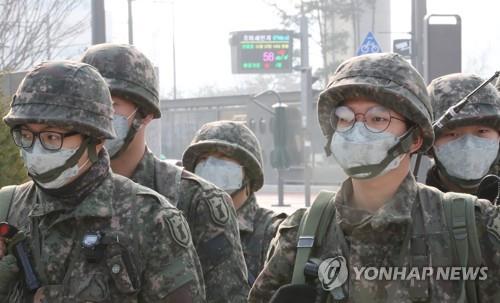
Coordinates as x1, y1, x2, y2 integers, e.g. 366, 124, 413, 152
291, 190, 481, 303
0, 185, 16, 222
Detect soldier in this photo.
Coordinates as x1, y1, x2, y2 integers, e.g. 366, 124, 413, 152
0, 61, 205, 302
426, 73, 500, 202
248, 53, 500, 302
80, 43, 249, 302
182, 120, 287, 286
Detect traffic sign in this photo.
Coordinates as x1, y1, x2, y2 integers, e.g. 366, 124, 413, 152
356, 32, 382, 56
393, 39, 411, 58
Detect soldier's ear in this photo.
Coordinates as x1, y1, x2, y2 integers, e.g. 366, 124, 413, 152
141, 113, 154, 127
95, 139, 105, 152
409, 129, 423, 154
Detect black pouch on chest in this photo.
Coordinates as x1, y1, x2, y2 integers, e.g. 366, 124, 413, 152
105, 240, 141, 295
81, 232, 141, 295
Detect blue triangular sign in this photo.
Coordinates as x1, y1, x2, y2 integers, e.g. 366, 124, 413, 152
356, 32, 382, 56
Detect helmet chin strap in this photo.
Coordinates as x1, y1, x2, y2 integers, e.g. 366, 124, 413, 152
31, 137, 98, 183
324, 133, 334, 157
110, 116, 143, 160
344, 127, 418, 179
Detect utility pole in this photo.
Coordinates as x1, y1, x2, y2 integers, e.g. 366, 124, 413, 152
171, 1, 177, 100
128, 0, 134, 44
300, 8, 312, 207
411, 0, 426, 74
91, 0, 106, 44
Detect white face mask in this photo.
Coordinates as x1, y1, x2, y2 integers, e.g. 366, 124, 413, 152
21, 140, 88, 189
105, 109, 137, 157
194, 156, 244, 195
434, 134, 499, 181
331, 122, 405, 179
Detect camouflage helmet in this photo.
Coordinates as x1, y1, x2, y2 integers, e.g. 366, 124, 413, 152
317, 53, 434, 152
80, 43, 161, 118
3, 61, 115, 139
428, 73, 500, 138
182, 120, 264, 192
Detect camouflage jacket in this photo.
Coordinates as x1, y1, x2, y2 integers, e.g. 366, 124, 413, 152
3, 173, 205, 303
131, 149, 249, 302
237, 194, 286, 284
248, 174, 500, 302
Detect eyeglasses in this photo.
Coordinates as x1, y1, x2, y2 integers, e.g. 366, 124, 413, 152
330, 105, 407, 133
11, 127, 79, 151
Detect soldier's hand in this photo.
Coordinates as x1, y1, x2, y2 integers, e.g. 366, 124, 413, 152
33, 287, 45, 303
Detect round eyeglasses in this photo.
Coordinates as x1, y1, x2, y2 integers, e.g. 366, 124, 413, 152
330, 105, 407, 133
11, 127, 79, 151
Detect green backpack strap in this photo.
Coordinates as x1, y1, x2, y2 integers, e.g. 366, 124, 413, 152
291, 190, 336, 284
0, 185, 16, 222
442, 192, 481, 303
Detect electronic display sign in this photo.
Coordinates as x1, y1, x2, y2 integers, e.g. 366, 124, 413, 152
230, 30, 293, 74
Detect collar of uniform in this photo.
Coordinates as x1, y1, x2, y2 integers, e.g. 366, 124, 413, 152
237, 194, 258, 234
130, 147, 155, 189
335, 173, 417, 232
425, 165, 448, 193
30, 173, 114, 220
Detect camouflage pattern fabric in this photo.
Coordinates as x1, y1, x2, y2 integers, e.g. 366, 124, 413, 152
428, 73, 500, 137
248, 174, 500, 302
1, 60, 204, 302
183, 120, 264, 192
317, 53, 434, 152
426, 162, 500, 203
183, 120, 287, 283
3, 61, 115, 139
4, 169, 205, 302
237, 194, 286, 283
80, 43, 161, 118
131, 149, 250, 302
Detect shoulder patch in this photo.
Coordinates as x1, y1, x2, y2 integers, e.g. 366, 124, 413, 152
206, 194, 230, 226
166, 211, 192, 248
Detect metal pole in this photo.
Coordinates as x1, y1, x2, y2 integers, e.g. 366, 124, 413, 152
300, 10, 312, 207
171, 1, 177, 100
278, 170, 284, 206
411, 0, 426, 73
91, 0, 106, 44
128, 0, 134, 44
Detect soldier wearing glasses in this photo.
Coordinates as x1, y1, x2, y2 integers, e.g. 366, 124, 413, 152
0, 61, 205, 303
248, 53, 500, 303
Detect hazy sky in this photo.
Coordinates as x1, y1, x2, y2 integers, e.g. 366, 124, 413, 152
104, 0, 500, 98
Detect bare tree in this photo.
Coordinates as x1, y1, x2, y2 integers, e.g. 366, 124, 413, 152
0, 0, 88, 72
265, 0, 374, 86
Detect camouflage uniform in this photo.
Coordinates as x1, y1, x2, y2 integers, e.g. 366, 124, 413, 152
1, 61, 205, 302
426, 73, 500, 198
81, 44, 249, 302
248, 53, 500, 302
182, 121, 287, 285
